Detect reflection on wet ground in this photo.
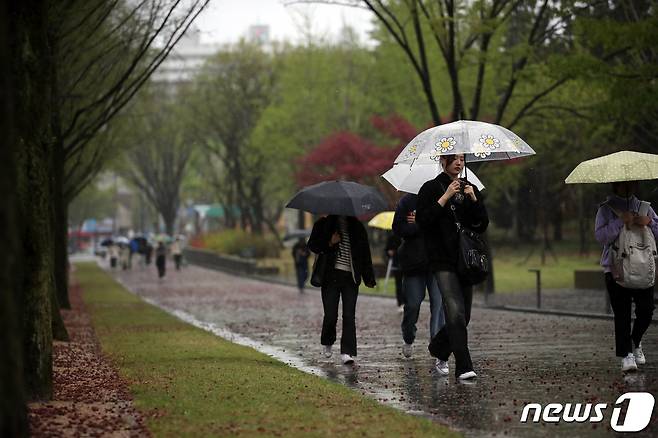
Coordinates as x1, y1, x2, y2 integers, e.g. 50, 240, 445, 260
109, 263, 658, 437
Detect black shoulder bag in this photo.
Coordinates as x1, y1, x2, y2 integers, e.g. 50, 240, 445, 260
310, 253, 329, 287
449, 203, 489, 285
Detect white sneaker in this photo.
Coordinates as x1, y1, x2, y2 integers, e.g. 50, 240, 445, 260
341, 354, 355, 365
397, 305, 404, 313
434, 359, 449, 376
458, 370, 477, 380
633, 344, 646, 365
322, 345, 332, 358
402, 343, 413, 358
622, 353, 638, 372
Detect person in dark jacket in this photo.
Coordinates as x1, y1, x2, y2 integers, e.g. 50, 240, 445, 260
308, 215, 376, 365
393, 193, 445, 359
416, 154, 488, 380
292, 238, 310, 293
155, 241, 167, 279
384, 232, 404, 311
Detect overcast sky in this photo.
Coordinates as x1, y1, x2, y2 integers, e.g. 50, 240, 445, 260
193, 0, 375, 45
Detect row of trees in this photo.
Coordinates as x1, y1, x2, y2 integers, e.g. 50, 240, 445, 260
145, 0, 655, 253
1, 0, 209, 434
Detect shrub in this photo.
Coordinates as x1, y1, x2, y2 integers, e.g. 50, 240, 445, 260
200, 229, 280, 259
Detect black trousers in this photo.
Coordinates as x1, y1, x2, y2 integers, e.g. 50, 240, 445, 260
428, 271, 473, 376
321, 268, 359, 356
605, 273, 655, 357
156, 256, 166, 278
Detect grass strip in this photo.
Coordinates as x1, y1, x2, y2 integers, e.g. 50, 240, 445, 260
75, 262, 459, 438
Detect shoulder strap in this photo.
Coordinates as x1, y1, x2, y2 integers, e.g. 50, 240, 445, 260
604, 202, 624, 219
437, 179, 462, 229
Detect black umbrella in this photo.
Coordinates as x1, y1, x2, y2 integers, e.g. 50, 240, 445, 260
100, 238, 113, 246
285, 181, 388, 216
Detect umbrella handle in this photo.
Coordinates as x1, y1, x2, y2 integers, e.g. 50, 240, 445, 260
384, 258, 393, 290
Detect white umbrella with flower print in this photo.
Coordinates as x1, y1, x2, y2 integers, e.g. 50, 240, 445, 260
382, 162, 485, 194
394, 120, 536, 165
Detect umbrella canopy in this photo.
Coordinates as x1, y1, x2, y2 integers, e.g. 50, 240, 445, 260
382, 163, 485, 194
286, 181, 388, 216
115, 236, 130, 244
395, 120, 535, 164
565, 150, 658, 184
368, 211, 394, 230
100, 238, 114, 247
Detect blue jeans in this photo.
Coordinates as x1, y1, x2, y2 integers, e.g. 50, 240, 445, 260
401, 272, 445, 344
295, 262, 308, 291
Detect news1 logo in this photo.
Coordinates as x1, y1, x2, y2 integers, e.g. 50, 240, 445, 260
520, 392, 655, 432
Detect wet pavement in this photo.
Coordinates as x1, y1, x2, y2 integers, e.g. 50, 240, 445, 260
105, 262, 658, 437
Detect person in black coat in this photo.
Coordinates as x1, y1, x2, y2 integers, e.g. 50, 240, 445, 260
393, 193, 445, 359
308, 215, 376, 365
416, 154, 488, 380
291, 238, 310, 293
155, 241, 167, 279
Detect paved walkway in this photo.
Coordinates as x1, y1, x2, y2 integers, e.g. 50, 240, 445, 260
108, 262, 657, 437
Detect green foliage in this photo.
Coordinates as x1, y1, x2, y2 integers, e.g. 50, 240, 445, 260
68, 183, 114, 227
187, 41, 278, 232
201, 229, 280, 259
76, 263, 455, 437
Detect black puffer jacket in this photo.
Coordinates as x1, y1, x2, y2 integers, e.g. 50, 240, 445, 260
392, 193, 429, 276
307, 215, 376, 287
416, 172, 488, 272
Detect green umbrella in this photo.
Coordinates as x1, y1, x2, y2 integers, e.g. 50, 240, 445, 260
565, 150, 658, 184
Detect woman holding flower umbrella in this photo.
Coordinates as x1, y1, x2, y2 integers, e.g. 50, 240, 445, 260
395, 120, 536, 380
566, 150, 658, 373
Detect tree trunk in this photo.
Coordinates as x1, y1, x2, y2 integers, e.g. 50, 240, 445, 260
50, 285, 69, 342
53, 153, 71, 309
553, 203, 563, 242
15, 0, 55, 401
0, 1, 29, 433
578, 186, 589, 256
19, 133, 55, 401
250, 177, 264, 235
163, 209, 175, 236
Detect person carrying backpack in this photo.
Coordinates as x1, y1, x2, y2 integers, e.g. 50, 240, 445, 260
595, 180, 658, 372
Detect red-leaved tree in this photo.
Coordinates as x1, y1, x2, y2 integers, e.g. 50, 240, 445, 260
296, 114, 420, 205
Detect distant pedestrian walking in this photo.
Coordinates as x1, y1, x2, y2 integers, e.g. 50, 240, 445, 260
108, 243, 119, 269
595, 180, 657, 372
308, 215, 376, 365
416, 154, 488, 380
155, 241, 167, 278
145, 242, 153, 265
120, 244, 131, 270
393, 193, 445, 359
292, 238, 310, 293
171, 237, 183, 271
